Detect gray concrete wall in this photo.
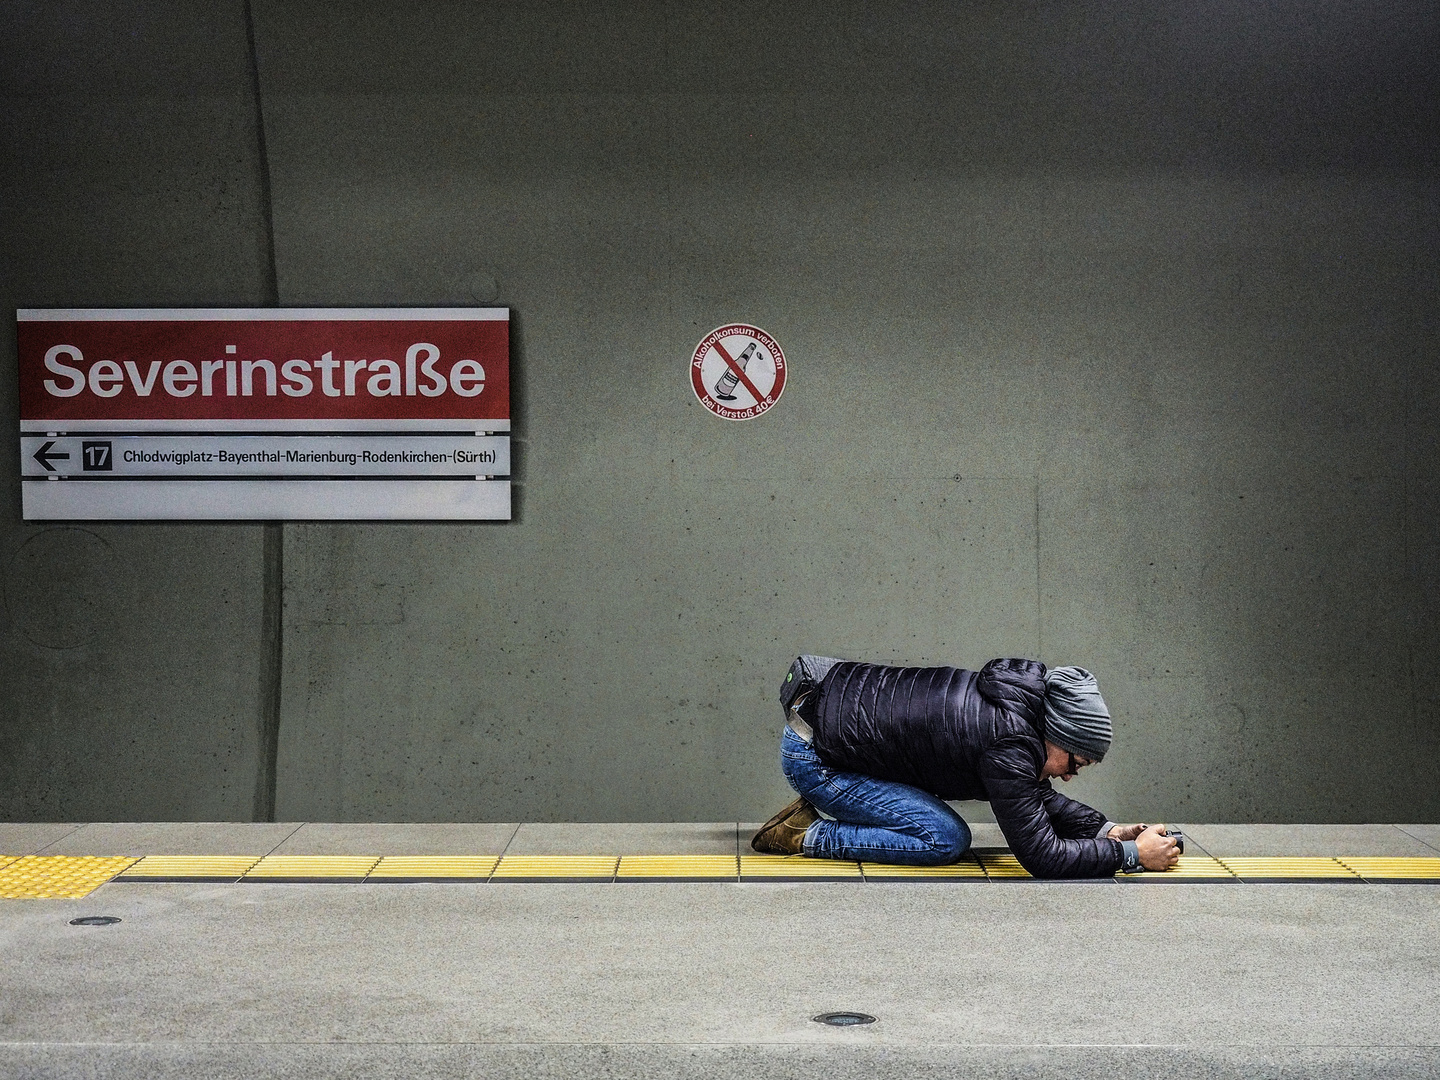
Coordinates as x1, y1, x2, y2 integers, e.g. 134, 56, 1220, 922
0, 1, 271, 819
3, 1, 1437, 823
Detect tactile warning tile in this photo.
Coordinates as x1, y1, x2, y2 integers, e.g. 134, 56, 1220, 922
1217, 857, 1360, 881
861, 859, 987, 880
1336, 857, 1440, 883
0, 855, 138, 899
368, 856, 499, 881
617, 855, 738, 880
1116, 855, 1237, 882
739, 855, 863, 880
241, 855, 380, 882
491, 855, 619, 881
974, 851, 1032, 879
117, 856, 261, 881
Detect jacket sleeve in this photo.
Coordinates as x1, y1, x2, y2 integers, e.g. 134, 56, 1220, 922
1040, 787, 1109, 840
978, 737, 1124, 879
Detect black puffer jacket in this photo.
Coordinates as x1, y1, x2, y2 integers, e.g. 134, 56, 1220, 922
809, 658, 1123, 879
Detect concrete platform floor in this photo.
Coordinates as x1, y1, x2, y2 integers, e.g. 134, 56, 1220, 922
2, 823, 1439, 1079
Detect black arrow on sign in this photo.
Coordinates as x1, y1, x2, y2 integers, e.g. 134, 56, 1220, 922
33, 441, 71, 472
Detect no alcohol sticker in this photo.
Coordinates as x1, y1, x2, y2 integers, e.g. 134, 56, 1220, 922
690, 324, 786, 421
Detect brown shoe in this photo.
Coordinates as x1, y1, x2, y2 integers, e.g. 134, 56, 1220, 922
751, 796, 820, 855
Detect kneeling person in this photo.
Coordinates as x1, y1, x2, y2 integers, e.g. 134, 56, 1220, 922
751, 656, 1179, 879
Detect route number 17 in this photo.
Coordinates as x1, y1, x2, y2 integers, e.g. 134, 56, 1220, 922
81, 441, 113, 472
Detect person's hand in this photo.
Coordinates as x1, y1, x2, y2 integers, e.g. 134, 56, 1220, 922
1135, 824, 1181, 871
1107, 823, 1149, 842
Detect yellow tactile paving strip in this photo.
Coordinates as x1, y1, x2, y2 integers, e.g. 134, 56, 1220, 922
6, 851, 1440, 896
617, 855, 738, 879
0, 855, 138, 899
862, 859, 987, 879
1336, 857, 1440, 882
1118, 855, 1237, 881
741, 854, 863, 879
491, 855, 619, 880
117, 856, 261, 881
243, 855, 381, 881
1217, 857, 1361, 880
974, 851, 1032, 878
369, 856, 499, 880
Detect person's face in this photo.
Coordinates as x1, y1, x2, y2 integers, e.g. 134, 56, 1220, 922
1041, 741, 1095, 782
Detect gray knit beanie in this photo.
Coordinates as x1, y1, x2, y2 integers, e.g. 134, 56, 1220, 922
1042, 666, 1112, 761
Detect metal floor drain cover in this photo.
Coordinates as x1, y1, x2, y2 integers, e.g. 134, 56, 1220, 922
69, 916, 121, 926
813, 1011, 877, 1026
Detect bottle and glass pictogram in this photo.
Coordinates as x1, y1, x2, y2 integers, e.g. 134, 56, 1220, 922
713, 342, 759, 401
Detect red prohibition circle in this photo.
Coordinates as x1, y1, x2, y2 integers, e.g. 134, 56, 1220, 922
690, 324, 786, 421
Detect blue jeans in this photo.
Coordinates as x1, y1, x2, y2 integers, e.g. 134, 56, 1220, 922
780, 725, 971, 865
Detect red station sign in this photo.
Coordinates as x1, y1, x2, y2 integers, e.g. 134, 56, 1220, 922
17, 308, 512, 521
